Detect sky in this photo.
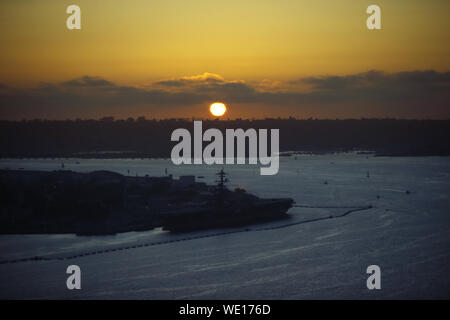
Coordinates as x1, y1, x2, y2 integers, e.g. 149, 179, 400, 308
0, 0, 449, 120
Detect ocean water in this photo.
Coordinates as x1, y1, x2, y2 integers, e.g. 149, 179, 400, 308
0, 154, 449, 299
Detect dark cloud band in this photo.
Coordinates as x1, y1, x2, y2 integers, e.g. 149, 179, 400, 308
0, 70, 449, 119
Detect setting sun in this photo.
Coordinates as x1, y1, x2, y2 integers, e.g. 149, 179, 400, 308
209, 102, 227, 117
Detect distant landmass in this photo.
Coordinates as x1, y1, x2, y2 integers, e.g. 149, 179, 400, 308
1, 118, 449, 157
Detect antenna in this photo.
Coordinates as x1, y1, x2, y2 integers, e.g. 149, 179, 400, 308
216, 168, 229, 193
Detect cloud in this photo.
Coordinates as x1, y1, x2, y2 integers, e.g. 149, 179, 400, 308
61, 76, 116, 88
300, 70, 450, 92
0, 70, 449, 119
155, 72, 225, 87
180, 72, 225, 82
153, 73, 258, 103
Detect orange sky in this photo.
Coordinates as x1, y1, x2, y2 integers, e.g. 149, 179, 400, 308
0, 0, 449, 119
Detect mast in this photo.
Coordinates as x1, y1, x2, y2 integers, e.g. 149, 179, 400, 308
215, 168, 229, 207
216, 168, 228, 193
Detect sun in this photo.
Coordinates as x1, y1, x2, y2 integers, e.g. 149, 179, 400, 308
209, 102, 227, 117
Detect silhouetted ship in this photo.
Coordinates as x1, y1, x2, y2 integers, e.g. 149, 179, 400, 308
159, 169, 294, 233
0, 169, 293, 235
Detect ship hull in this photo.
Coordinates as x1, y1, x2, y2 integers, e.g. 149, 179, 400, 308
161, 198, 294, 233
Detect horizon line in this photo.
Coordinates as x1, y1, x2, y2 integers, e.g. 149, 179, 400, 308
1, 117, 450, 122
